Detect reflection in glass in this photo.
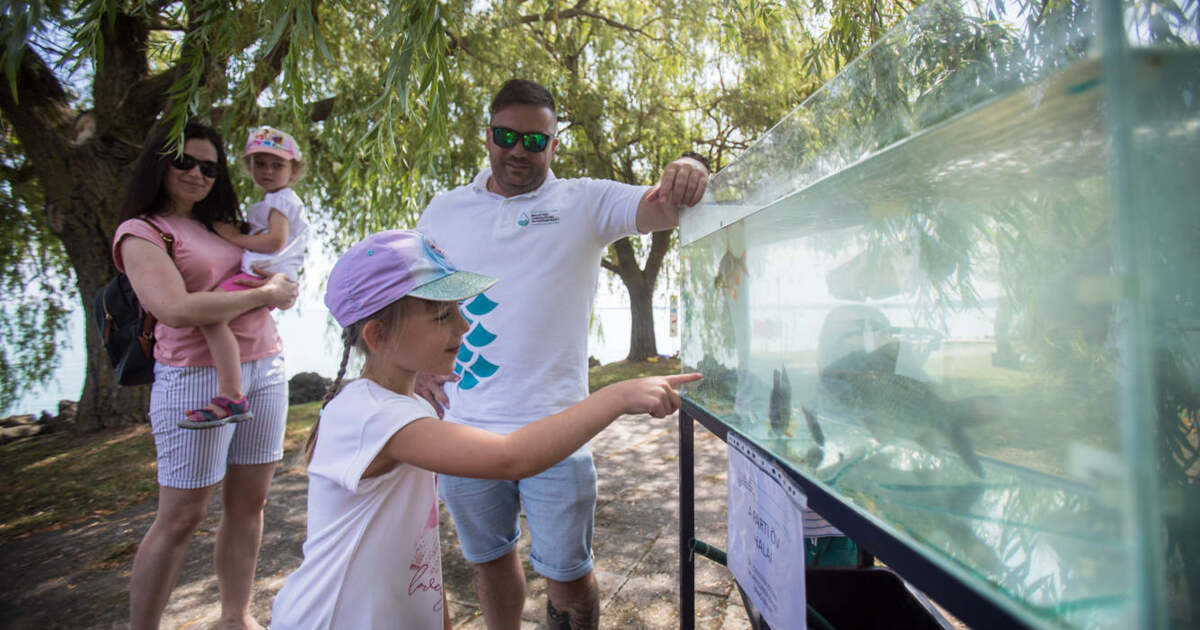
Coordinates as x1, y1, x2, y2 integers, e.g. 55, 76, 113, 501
679, 1, 1199, 628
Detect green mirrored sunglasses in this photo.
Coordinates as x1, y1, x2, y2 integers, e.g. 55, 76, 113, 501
490, 126, 553, 152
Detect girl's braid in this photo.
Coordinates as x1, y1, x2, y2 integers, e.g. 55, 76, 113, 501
322, 327, 357, 409
304, 300, 406, 467
305, 328, 356, 466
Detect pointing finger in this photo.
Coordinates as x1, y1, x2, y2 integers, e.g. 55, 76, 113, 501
664, 373, 703, 388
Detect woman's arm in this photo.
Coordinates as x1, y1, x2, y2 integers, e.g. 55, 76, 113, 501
214, 209, 290, 254
383, 373, 702, 480
120, 235, 298, 328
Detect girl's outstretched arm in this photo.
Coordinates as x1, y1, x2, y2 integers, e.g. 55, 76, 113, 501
384, 373, 702, 481
214, 209, 290, 253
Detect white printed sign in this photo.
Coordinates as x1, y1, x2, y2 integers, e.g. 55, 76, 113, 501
727, 433, 808, 630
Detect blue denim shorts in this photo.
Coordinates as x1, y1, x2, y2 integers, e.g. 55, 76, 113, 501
438, 444, 597, 582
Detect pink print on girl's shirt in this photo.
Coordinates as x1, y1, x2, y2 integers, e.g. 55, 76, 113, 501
409, 502, 444, 612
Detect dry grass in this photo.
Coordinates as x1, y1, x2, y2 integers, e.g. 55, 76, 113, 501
0, 424, 158, 541
0, 360, 677, 542
0, 401, 323, 543
588, 357, 681, 391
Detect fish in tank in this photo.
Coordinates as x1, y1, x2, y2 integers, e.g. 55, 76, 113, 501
677, 2, 1200, 624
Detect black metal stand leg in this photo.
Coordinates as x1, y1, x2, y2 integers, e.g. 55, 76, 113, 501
680, 407, 695, 630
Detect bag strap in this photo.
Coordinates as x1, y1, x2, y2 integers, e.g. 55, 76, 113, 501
131, 217, 174, 352
137, 216, 176, 260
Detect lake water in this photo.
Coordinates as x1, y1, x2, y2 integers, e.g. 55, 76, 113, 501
5, 298, 678, 417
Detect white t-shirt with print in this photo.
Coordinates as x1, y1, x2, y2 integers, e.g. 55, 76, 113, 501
270, 380, 444, 630
242, 186, 309, 280
416, 169, 644, 433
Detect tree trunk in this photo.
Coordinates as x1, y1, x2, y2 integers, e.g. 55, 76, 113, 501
1, 29, 159, 432
54, 153, 152, 432
603, 231, 672, 362
68, 197, 152, 432
626, 275, 658, 361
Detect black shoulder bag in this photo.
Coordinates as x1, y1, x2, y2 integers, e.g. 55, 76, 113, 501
93, 217, 176, 385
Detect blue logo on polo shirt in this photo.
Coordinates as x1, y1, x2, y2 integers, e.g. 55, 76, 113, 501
455, 293, 500, 390
517, 209, 560, 228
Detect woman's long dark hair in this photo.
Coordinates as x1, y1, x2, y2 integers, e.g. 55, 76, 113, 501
118, 121, 240, 229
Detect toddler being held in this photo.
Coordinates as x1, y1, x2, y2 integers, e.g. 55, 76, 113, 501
180, 126, 310, 429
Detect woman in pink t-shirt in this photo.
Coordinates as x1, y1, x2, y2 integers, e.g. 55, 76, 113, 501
112, 122, 298, 630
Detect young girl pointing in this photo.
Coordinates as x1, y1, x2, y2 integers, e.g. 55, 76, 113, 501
269, 230, 700, 629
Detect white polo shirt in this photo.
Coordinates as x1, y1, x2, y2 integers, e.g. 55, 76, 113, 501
416, 168, 645, 433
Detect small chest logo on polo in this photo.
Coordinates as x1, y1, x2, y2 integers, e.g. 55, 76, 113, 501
517, 209, 560, 228
454, 292, 500, 390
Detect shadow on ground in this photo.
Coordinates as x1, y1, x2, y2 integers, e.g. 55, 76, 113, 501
0, 412, 751, 629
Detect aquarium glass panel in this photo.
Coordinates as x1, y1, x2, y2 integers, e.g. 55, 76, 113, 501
679, 1, 1199, 628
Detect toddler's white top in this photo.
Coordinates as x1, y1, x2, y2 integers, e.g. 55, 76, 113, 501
241, 186, 308, 281
270, 380, 444, 629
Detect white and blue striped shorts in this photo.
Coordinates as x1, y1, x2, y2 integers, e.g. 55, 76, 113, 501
148, 353, 288, 489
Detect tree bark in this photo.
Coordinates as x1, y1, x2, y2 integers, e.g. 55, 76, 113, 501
626, 273, 658, 360
603, 230, 672, 361
69, 185, 153, 432
1, 29, 155, 432
2, 5, 309, 431
28, 114, 150, 432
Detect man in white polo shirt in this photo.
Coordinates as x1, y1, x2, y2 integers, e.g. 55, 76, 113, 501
416, 78, 709, 629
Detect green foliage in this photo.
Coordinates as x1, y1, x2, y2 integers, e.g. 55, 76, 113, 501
0, 1, 45, 100
63, 0, 114, 76
803, 0, 921, 76
319, 0, 453, 239
0, 124, 71, 413
0, 0, 926, 412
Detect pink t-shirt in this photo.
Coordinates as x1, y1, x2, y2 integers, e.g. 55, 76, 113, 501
112, 215, 282, 367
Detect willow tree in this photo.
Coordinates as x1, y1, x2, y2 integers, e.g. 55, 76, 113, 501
436, 1, 823, 361
0, 0, 451, 430
425, 0, 919, 360
0, 0, 919, 430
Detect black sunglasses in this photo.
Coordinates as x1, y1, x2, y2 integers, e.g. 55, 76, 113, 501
490, 126, 553, 153
170, 153, 219, 178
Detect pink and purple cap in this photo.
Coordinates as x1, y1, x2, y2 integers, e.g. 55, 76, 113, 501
245, 126, 302, 161
324, 230, 496, 328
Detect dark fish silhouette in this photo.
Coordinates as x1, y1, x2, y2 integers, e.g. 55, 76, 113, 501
801, 405, 826, 447
770, 365, 826, 446
768, 366, 790, 436
818, 342, 991, 478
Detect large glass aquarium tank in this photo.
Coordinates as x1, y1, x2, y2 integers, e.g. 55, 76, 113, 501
678, 0, 1199, 628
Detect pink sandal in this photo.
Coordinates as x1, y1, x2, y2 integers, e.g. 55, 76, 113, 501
178, 396, 253, 429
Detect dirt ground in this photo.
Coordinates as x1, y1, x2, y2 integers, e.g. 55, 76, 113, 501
0, 412, 755, 629
0, 410, 968, 629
